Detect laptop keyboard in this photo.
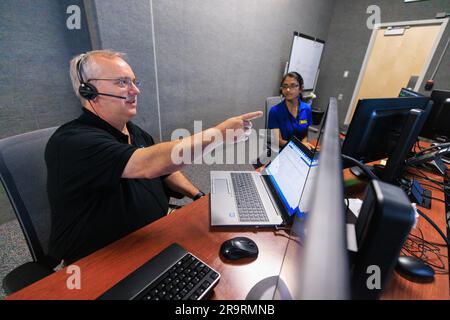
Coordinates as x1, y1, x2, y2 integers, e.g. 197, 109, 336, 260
230, 173, 269, 222
97, 243, 220, 300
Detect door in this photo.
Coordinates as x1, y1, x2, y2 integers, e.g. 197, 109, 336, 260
345, 19, 448, 124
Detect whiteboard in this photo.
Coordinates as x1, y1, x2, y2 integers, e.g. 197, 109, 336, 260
287, 34, 325, 91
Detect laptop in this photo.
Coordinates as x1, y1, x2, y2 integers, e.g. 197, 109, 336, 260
210, 137, 318, 227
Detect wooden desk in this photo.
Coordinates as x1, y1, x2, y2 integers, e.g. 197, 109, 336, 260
344, 167, 449, 300
6, 196, 289, 300
7, 169, 449, 300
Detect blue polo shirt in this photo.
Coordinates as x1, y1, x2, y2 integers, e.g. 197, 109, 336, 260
268, 98, 312, 141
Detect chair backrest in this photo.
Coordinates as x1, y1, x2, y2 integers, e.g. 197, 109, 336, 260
260, 96, 283, 161
265, 96, 283, 128
0, 127, 58, 266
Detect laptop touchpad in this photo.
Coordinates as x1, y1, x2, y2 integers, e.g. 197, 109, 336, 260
213, 179, 230, 194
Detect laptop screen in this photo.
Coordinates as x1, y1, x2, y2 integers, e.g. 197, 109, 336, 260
265, 140, 318, 217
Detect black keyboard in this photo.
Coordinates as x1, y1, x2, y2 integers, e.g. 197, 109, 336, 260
97, 243, 220, 300
230, 173, 269, 222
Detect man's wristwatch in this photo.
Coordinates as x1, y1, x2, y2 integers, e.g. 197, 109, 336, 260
192, 191, 206, 201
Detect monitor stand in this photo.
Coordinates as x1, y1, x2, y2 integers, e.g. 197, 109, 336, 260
245, 276, 293, 300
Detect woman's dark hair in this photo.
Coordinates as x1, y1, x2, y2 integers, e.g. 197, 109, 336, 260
281, 71, 304, 87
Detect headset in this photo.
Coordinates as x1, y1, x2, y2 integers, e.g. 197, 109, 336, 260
76, 56, 126, 101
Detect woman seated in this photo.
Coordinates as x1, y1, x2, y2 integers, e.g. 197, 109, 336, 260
268, 72, 312, 148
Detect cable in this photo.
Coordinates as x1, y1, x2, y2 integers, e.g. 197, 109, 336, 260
416, 208, 450, 249
88, 100, 100, 118
419, 183, 450, 197
415, 142, 450, 156
405, 169, 445, 187
404, 231, 448, 272
421, 193, 447, 204
342, 154, 379, 180
403, 169, 450, 206
402, 233, 448, 273
414, 141, 425, 153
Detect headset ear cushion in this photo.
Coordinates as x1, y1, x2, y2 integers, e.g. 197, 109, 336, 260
79, 83, 98, 100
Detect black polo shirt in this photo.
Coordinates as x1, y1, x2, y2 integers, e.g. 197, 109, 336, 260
45, 108, 168, 262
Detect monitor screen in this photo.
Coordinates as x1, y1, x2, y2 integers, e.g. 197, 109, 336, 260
265, 140, 317, 217
420, 89, 450, 141
398, 88, 424, 98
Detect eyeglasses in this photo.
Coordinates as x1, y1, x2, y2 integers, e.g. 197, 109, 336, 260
88, 77, 141, 89
280, 84, 300, 90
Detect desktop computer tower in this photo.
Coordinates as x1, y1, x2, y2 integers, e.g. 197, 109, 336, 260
350, 180, 415, 299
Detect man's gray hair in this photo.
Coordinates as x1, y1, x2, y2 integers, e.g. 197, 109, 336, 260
69, 50, 126, 103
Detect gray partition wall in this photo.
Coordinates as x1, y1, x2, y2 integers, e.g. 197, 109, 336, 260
0, 0, 92, 224
1, 0, 335, 142
86, 0, 161, 140
0, 0, 92, 139
84, 0, 335, 141
152, 0, 335, 140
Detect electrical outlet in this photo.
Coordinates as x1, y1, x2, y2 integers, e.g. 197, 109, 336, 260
338, 94, 343, 100
343, 71, 349, 78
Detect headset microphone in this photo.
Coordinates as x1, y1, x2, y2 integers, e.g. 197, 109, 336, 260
87, 91, 127, 100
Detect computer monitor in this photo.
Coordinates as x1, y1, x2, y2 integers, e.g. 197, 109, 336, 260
398, 88, 424, 98
342, 97, 432, 183
245, 97, 350, 300
295, 97, 349, 299
420, 89, 450, 142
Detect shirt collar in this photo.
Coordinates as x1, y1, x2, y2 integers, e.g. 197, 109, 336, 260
283, 98, 305, 118
78, 108, 133, 143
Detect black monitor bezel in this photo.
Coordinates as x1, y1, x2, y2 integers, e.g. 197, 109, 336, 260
342, 97, 430, 165
420, 89, 450, 141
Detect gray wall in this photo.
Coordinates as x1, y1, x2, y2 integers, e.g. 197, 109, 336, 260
0, 0, 92, 224
153, 0, 335, 140
86, 0, 336, 141
87, 0, 161, 140
314, 0, 450, 125
0, 0, 92, 138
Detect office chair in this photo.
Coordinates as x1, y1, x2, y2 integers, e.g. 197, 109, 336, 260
262, 96, 284, 163
247, 96, 284, 169
0, 127, 59, 295
264, 96, 283, 128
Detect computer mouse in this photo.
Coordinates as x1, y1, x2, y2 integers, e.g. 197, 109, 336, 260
220, 237, 259, 260
395, 255, 435, 282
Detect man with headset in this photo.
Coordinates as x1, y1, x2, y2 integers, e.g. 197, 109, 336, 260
45, 50, 261, 264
